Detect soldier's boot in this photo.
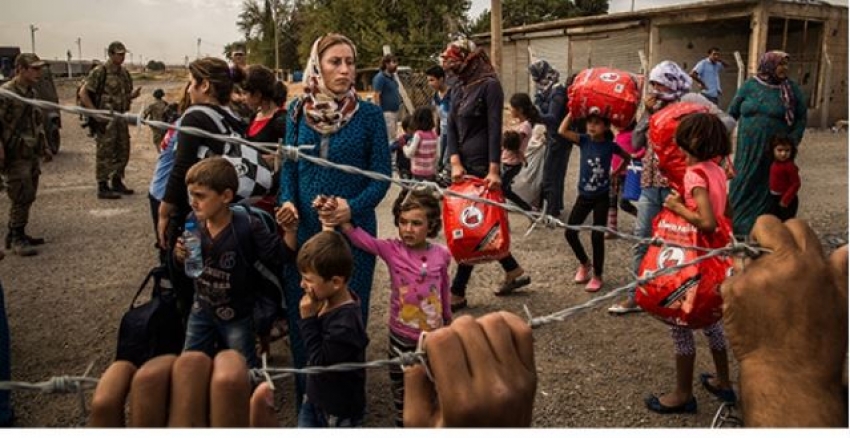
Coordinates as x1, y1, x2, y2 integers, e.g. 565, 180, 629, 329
111, 176, 134, 195
21, 227, 44, 246
7, 227, 37, 257
97, 181, 121, 200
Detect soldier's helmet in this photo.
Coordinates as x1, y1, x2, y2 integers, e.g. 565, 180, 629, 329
15, 53, 47, 69
108, 41, 128, 55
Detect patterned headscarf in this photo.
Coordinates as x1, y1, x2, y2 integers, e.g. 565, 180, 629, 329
648, 61, 693, 102
756, 51, 796, 126
441, 36, 496, 85
295, 35, 360, 136
528, 59, 561, 96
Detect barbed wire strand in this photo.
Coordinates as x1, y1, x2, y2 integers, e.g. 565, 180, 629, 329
0, 89, 764, 425
0, 88, 768, 258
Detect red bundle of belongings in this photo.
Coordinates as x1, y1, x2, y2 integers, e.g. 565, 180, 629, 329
568, 68, 641, 129
635, 207, 733, 329
442, 177, 511, 265
648, 101, 712, 194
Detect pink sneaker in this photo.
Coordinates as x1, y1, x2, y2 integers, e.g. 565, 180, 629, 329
585, 276, 603, 292
574, 264, 592, 284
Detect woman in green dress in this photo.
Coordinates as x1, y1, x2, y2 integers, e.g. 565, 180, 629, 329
728, 51, 807, 236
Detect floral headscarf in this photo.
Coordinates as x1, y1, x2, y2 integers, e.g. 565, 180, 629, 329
648, 61, 693, 102
441, 36, 496, 86
295, 35, 360, 136
528, 59, 561, 96
756, 50, 796, 126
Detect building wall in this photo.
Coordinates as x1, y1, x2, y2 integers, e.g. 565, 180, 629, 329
652, 19, 752, 110
824, 13, 848, 127
485, 1, 847, 126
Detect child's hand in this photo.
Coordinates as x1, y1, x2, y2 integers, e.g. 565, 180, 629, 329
173, 237, 187, 263
299, 291, 324, 318
275, 202, 298, 226
663, 190, 684, 211
276, 205, 299, 231
779, 201, 788, 208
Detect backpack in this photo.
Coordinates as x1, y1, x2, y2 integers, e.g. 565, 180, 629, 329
228, 204, 286, 336
115, 266, 185, 366
184, 105, 275, 201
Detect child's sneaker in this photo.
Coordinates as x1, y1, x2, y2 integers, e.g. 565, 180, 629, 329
585, 276, 603, 292
574, 263, 592, 284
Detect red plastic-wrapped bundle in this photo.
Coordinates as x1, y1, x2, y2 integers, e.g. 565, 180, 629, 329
442, 177, 511, 265
568, 68, 641, 129
648, 102, 711, 194
635, 209, 733, 329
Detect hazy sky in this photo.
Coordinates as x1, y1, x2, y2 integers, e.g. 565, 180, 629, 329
1, 0, 847, 64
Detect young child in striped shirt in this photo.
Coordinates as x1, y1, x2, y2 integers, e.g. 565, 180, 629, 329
403, 106, 439, 182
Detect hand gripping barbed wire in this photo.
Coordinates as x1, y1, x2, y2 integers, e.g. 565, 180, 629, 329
0, 89, 770, 399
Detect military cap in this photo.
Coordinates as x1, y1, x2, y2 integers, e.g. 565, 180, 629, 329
15, 53, 46, 69
108, 41, 128, 54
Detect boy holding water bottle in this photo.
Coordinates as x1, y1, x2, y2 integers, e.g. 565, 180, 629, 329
173, 157, 296, 367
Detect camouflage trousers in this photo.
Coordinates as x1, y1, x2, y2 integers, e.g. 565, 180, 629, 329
2, 158, 40, 228
96, 118, 131, 182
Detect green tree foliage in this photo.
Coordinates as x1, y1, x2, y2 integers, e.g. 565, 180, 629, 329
470, 0, 609, 33
146, 60, 166, 71
234, 0, 302, 72
295, 0, 471, 70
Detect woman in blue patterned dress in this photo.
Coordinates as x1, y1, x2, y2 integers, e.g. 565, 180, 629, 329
275, 33, 391, 408
728, 51, 807, 236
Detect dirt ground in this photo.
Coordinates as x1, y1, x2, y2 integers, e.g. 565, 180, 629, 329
0, 79, 846, 427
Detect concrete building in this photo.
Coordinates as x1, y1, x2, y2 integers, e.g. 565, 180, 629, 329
476, 0, 847, 127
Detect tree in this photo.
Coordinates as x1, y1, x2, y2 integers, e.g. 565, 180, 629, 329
146, 60, 166, 71
295, 0, 472, 70
234, 0, 302, 72
470, 0, 609, 32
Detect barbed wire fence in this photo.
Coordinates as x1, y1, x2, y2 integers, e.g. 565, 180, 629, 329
0, 88, 778, 426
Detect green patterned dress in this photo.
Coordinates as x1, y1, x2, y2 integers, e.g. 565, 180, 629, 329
728, 77, 807, 236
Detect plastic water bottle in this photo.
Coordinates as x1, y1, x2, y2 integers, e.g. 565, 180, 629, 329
183, 221, 204, 278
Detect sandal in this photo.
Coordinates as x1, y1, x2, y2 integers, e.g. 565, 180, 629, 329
700, 373, 737, 403
496, 275, 531, 296
450, 295, 468, 312
644, 394, 697, 414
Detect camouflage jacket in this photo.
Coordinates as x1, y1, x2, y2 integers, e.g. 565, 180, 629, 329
142, 99, 169, 122
0, 77, 46, 159
85, 60, 133, 112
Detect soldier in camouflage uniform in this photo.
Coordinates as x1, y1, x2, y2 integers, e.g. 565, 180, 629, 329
0, 54, 53, 256
141, 88, 169, 149
79, 41, 140, 199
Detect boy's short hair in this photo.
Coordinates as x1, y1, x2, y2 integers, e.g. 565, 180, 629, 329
425, 65, 445, 79
297, 231, 354, 282
392, 189, 442, 238
400, 115, 413, 132
153, 89, 165, 99
502, 130, 522, 152
185, 157, 238, 195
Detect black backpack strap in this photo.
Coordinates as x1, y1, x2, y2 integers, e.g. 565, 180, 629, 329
129, 267, 161, 311
229, 206, 283, 294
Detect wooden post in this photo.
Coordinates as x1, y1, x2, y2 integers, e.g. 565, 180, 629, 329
820, 53, 832, 129
491, 0, 502, 77
747, 3, 769, 77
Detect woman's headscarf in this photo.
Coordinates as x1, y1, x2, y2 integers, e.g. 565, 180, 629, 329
295, 35, 360, 136
648, 61, 693, 102
756, 50, 796, 126
528, 59, 561, 97
441, 36, 497, 86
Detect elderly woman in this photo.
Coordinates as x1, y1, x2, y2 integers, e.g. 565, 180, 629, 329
528, 59, 572, 218
442, 37, 530, 311
608, 61, 735, 315
728, 51, 807, 236
275, 33, 391, 407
